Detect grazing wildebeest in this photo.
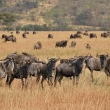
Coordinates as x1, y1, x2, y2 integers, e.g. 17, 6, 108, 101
6, 52, 38, 88
70, 34, 82, 39
25, 31, 29, 34
48, 34, 53, 39
2, 34, 7, 39
86, 44, 91, 49
85, 53, 108, 82
54, 56, 85, 87
28, 57, 59, 88
22, 33, 26, 38
77, 31, 82, 34
90, 33, 97, 38
3, 35, 16, 42
10, 32, 13, 34
33, 31, 36, 34
16, 31, 20, 34
101, 32, 109, 38
55, 40, 68, 48
83, 32, 89, 36
70, 41, 76, 47
34, 42, 42, 50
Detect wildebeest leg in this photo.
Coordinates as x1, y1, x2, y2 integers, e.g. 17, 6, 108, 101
47, 76, 53, 86
6, 74, 11, 85
73, 76, 75, 85
54, 75, 59, 87
104, 69, 110, 81
41, 76, 46, 89
58, 75, 63, 85
21, 78, 24, 89
36, 74, 41, 84
75, 76, 79, 85
90, 70, 94, 82
9, 75, 14, 88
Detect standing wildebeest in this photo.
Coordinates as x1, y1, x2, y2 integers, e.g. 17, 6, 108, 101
22, 33, 26, 38
54, 56, 85, 86
3, 35, 16, 42
0, 63, 6, 81
0, 58, 15, 82
55, 40, 68, 48
28, 57, 59, 88
86, 44, 91, 49
70, 41, 76, 47
48, 34, 53, 39
90, 33, 97, 38
34, 42, 42, 50
85, 53, 108, 82
6, 52, 38, 88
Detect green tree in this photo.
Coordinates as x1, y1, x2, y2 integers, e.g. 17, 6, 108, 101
0, 13, 16, 31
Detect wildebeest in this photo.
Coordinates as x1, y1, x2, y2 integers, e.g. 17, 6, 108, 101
77, 31, 82, 34
34, 41, 42, 50
90, 33, 97, 38
54, 56, 85, 86
16, 31, 20, 34
70, 41, 76, 47
33, 31, 36, 34
3, 35, 16, 42
55, 40, 68, 48
86, 44, 91, 49
48, 34, 53, 39
27, 57, 59, 88
0, 63, 6, 81
6, 52, 38, 88
85, 53, 108, 82
83, 32, 89, 36
101, 32, 109, 38
22, 33, 26, 38
2, 34, 7, 39
10, 32, 13, 34
0, 58, 15, 82
70, 34, 82, 39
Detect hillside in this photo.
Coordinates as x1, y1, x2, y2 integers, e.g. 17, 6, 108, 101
0, 0, 110, 30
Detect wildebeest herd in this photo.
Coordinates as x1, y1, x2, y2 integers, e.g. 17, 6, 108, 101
1, 30, 110, 50
0, 30, 110, 89
0, 51, 110, 89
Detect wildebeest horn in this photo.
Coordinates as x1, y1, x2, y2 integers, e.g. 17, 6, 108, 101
106, 52, 108, 56
0, 58, 8, 63
88, 53, 92, 56
96, 53, 100, 57
74, 54, 78, 57
56, 56, 60, 61
1, 63, 7, 72
47, 57, 51, 60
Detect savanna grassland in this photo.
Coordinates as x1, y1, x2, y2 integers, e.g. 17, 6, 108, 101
0, 31, 110, 110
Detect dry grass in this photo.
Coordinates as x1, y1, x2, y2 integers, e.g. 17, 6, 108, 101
0, 31, 110, 110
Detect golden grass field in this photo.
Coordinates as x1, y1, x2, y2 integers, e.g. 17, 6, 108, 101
0, 31, 110, 110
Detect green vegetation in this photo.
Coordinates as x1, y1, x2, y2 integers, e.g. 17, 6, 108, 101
0, 0, 110, 30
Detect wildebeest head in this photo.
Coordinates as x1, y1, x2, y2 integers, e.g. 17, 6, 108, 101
47, 57, 60, 72
96, 53, 108, 68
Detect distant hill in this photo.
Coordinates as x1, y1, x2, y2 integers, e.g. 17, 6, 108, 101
0, 0, 110, 30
